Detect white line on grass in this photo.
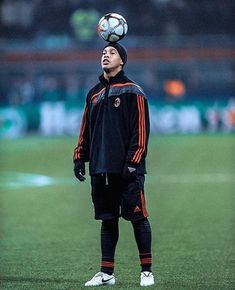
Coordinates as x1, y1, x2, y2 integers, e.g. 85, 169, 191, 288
0, 171, 234, 189
0, 172, 55, 189
148, 173, 235, 184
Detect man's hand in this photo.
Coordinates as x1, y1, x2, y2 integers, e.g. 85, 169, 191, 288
74, 160, 86, 182
122, 163, 138, 182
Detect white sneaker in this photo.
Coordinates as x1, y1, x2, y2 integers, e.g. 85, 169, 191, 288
85, 272, 115, 287
140, 271, 155, 287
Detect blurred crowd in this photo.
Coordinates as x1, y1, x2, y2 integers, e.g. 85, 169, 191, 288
1, 0, 234, 39
0, 0, 234, 105
1, 64, 234, 106
0, 73, 92, 105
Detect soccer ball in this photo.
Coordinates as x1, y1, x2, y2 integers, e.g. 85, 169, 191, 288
97, 13, 128, 42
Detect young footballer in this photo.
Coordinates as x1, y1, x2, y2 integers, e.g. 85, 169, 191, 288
73, 42, 154, 287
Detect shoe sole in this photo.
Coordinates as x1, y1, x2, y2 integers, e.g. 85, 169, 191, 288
85, 278, 115, 286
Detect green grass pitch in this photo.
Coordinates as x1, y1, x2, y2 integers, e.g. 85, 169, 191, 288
0, 134, 235, 289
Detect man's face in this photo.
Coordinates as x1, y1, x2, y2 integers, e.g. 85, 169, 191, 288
101, 46, 123, 73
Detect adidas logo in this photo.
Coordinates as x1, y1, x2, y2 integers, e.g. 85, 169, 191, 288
134, 206, 141, 213
128, 166, 136, 173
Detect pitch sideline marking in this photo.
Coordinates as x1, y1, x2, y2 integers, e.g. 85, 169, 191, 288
0, 172, 54, 189
0, 171, 234, 189
148, 172, 235, 184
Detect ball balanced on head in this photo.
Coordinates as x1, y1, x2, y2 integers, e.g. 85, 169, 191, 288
97, 13, 128, 42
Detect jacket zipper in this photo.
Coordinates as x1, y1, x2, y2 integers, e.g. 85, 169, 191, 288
104, 84, 110, 106
103, 83, 110, 186
102, 173, 109, 186
105, 173, 109, 186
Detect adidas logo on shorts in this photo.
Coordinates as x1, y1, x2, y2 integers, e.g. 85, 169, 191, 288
134, 206, 142, 213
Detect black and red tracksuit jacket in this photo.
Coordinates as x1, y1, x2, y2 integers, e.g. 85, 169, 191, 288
73, 70, 150, 175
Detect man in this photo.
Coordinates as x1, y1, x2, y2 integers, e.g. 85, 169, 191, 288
73, 42, 154, 287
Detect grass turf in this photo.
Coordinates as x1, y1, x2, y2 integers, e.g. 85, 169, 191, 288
0, 134, 235, 289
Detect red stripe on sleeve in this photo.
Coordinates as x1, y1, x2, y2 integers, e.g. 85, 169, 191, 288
131, 95, 146, 164
74, 105, 88, 160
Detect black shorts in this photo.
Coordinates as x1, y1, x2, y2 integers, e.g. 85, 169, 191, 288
90, 173, 149, 221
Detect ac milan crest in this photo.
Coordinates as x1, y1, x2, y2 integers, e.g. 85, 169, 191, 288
114, 97, 121, 107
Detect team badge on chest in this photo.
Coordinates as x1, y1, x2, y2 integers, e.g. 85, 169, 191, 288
114, 97, 121, 107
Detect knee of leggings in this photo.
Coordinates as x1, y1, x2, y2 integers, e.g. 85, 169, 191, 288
131, 217, 148, 226
102, 218, 119, 228
131, 218, 151, 233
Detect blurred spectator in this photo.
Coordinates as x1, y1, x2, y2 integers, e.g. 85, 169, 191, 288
0, 0, 234, 105
65, 74, 86, 102
1, 0, 234, 38
223, 98, 235, 132
70, 9, 99, 42
7, 77, 35, 105
40, 76, 65, 102
141, 68, 160, 99
163, 79, 186, 102
206, 103, 222, 132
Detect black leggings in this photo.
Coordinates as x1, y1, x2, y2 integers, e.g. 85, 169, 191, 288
100, 218, 152, 274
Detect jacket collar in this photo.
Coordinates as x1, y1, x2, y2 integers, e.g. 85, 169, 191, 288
99, 70, 126, 85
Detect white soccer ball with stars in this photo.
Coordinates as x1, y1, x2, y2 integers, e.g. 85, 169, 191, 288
97, 13, 128, 42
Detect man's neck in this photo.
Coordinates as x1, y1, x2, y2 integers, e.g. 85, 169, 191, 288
103, 67, 122, 80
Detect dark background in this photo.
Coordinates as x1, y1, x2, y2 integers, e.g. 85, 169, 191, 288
0, 0, 234, 106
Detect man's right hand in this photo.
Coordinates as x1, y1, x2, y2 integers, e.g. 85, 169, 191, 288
74, 160, 86, 182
